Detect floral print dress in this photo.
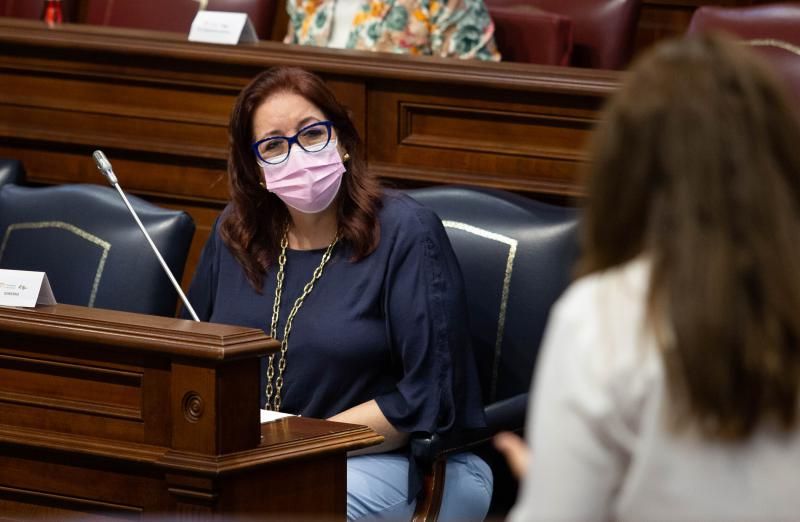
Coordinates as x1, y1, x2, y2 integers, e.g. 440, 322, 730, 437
284, 0, 501, 60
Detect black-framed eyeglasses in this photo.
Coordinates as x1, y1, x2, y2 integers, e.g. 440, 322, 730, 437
252, 120, 334, 165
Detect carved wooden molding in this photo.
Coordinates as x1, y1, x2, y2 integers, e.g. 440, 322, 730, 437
399, 102, 593, 161
0, 485, 142, 516
0, 18, 621, 95
181, 391, 204, 423
0, 418, 382, 475
0, 304, 278, 360
370, 162, 586, 197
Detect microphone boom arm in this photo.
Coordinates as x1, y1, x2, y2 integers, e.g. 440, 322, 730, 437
93, 151, 200, 322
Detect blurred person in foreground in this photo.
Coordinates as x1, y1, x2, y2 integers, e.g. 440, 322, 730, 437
495, 32, 800, 521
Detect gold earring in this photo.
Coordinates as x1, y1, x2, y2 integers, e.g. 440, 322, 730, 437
342, 152, 351, 161
259, 181, 267, 189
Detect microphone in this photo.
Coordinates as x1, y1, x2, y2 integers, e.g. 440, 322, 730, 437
92, 150, 200, 322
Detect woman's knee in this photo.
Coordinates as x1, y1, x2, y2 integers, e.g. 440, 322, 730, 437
438, 453, 493, 522
347, 454, 416, 521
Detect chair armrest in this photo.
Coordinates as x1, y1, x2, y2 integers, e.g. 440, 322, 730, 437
410, 428, 492, 470
485, 393, 528, 433
410, 393, 529, 469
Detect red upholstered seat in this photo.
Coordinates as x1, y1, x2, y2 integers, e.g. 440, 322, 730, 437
687, 4, 800, 104
489, 0, 641, 69
85, 0, 277, 40
488, 4, 572, 65
0, 0, 76, 22
0, 0, 42, 18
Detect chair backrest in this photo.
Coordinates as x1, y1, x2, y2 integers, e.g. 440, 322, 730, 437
85, 0, 277, 39
489, 5, 572, 65
687, 3, 800, 104
0, 158, 25, 187
0, 184, 195, 317
489, 0, 641, 69
0, 0, 77, 21
407, 186, 579, 406
408, 186, 579, 516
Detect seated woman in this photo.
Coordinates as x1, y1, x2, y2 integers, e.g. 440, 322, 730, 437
183, 66, 493, 521
284, 0, 500, 60
495, 33, 800, 520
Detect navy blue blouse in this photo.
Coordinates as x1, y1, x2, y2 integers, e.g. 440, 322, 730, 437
184, 191, 485, 436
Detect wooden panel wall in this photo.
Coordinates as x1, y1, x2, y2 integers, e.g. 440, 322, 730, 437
0, 1, 780, 291
0, 19, 619, 287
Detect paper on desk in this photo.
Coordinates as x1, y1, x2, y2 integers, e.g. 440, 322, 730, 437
260, 409, 296, 424
0, 269, 56, 307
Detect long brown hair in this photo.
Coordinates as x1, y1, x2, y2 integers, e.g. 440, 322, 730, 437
580, 33, 800, 440
223, 67, 382, 291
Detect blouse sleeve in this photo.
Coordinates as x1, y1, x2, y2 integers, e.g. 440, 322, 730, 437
429, 0, 501, 61
375, 205, 484, 435
508, 280, 637, 522
180, 216, 220, 322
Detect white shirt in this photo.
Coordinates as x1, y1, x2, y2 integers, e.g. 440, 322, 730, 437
510, 258, 800, 522
329, 0, 361, 49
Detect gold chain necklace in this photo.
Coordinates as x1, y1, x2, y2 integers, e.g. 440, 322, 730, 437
265, 228, 339, 411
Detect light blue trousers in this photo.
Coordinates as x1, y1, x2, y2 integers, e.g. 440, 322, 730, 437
347, 452, 493, 522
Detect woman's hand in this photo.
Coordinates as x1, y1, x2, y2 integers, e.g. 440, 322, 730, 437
493, 431, 530, 479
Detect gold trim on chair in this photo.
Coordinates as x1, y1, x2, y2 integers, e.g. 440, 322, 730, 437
0, 222, 111, 307
746, 39, 800, 57
442, 220, 517, 403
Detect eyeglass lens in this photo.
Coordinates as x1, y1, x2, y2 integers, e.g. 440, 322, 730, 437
257, 122, 331, 164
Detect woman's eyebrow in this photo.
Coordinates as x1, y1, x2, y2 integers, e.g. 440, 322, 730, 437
257, 116, 322, 141
295, 116, 322, 129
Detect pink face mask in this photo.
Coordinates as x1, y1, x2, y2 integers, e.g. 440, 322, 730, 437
260, 140, 346, 214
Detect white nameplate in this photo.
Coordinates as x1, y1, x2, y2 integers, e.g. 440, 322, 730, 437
0, 269, 56, 308
260, 409, 296, 424
188, 11, 258, 45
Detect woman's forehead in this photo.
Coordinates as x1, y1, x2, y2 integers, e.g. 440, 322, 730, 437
253, 92, 325, 138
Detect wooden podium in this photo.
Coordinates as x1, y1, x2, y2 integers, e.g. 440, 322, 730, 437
0, 304, 382, 519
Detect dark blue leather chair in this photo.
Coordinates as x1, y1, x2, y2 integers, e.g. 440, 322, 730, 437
0, 158, 25, 187
407, 186, 580, 520
0, 183, 195, 317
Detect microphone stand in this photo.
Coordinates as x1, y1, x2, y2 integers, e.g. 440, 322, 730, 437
93, 150, 200, 322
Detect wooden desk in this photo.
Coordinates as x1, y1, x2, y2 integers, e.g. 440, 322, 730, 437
0, 18, 621, 194
0, 19, 620, 283
0, 304, 382, 518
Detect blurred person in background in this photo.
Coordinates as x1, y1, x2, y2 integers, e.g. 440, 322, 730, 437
284, 0, 500, 60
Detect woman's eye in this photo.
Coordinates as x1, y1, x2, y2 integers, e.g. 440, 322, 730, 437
264, 140, 281, 151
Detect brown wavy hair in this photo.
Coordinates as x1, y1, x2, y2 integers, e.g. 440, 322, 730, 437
579, 33, 800, 440
221, 67, 382, 291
